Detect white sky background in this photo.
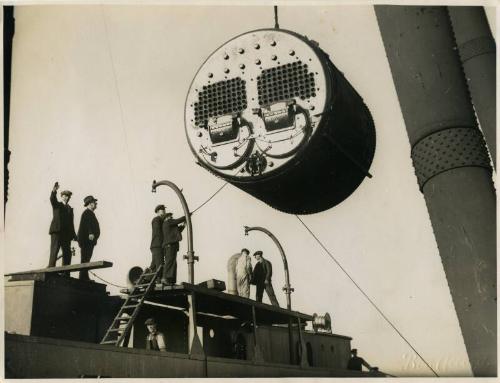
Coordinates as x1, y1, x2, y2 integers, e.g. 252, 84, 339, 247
3, 3, 497, 378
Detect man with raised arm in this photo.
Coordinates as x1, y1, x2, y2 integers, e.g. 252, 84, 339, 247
48, 182, 77, 271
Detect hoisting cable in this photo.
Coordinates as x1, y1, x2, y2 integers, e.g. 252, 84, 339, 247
88, 180, 227, 288
274, 6, 280, 29
90, 271, 127, 289
89, 182, 228, 287
190, 182, 228, 215
295, 214, 439, 377
101, 6, 140, 214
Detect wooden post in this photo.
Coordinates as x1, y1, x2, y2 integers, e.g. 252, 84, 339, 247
288, 318, 294, 364
297, 317, 307, 367
187, 292, 204, 357
251, 306, 263, 362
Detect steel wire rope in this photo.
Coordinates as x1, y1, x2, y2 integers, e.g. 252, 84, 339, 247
90, 270, 127, 289
89, 182, 228, 288
190, 182, 228, 215
295, 214, 439, 377
100, 6, 140, 215
89, 7, 142, 290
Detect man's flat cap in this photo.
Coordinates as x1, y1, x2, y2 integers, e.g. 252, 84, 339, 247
155, 204, 166, 213
84, 195, 98, 206
253, 250, 263, 256
145, 318, 156, 325
61, 190, 72, 197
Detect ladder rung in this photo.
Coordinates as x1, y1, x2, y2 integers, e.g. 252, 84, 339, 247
141, 272, 157, 277
100, 268, 162, 345
122, 304, 139, 309
128, 294, 145, 299
113, 317, 131, 322
107, 328, 123, 333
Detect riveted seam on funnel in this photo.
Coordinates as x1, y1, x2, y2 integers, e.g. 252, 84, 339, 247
457, 36, 496, 63
411, 127, 492, 190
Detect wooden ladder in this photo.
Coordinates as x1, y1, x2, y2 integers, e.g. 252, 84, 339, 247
100, 266, 162, 346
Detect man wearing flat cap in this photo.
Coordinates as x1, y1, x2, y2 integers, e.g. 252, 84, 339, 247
251, 250, 279, 307
48, 182, 77, 270
347, 348, 374, 371
145, 318, 166, 352
149, 205, 166, 272
77, 195, 100, 280
161, 210, 186, 285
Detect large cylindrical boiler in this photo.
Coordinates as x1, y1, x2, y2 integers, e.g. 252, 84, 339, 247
184, 29, 375, 214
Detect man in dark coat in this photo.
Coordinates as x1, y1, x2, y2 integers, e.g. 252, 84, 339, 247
150, 204, 166, 272
161, 211, 186, 285
77, 195, 100, 280
347, 349, 373, 371
48, 182, 77, 270
251, 250, 279, 307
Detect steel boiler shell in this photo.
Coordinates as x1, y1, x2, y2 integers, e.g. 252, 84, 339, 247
185, 29, 375, 214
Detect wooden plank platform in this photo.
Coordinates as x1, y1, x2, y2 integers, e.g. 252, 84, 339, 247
5, 261, 113, 276
134, 282, 314, 325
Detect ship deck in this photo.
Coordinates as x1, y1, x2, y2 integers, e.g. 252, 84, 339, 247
145, 282, 313, 325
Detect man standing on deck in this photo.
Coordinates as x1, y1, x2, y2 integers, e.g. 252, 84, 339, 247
48, 182, 77, 270
235, 248, 253, 298
150, 204, 166, 272
161, 210, 186, 285
251, 250, 279, 306
227, 252, 240, 295
77, 195, 100, 280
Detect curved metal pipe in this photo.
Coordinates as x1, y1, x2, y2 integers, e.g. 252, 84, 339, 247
152, 180, 197, 284
243, 225, 293, 310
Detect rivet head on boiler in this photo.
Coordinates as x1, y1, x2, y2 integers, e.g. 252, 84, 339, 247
185, 29, 375, 214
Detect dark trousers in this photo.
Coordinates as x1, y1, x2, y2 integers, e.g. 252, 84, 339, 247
163, 243, 179, 283
49, 234, 72, 271
150, 247, 163, 271
256, 281, 280, 307
79, 244, 95, 280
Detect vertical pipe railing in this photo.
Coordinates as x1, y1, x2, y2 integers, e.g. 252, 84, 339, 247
243, 226, 293, 309
244, 225, 294, 364
151, 180, 203, 357
151, 180, 198, 283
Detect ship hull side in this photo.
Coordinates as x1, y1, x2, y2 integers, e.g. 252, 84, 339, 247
5, 333, 383, 378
